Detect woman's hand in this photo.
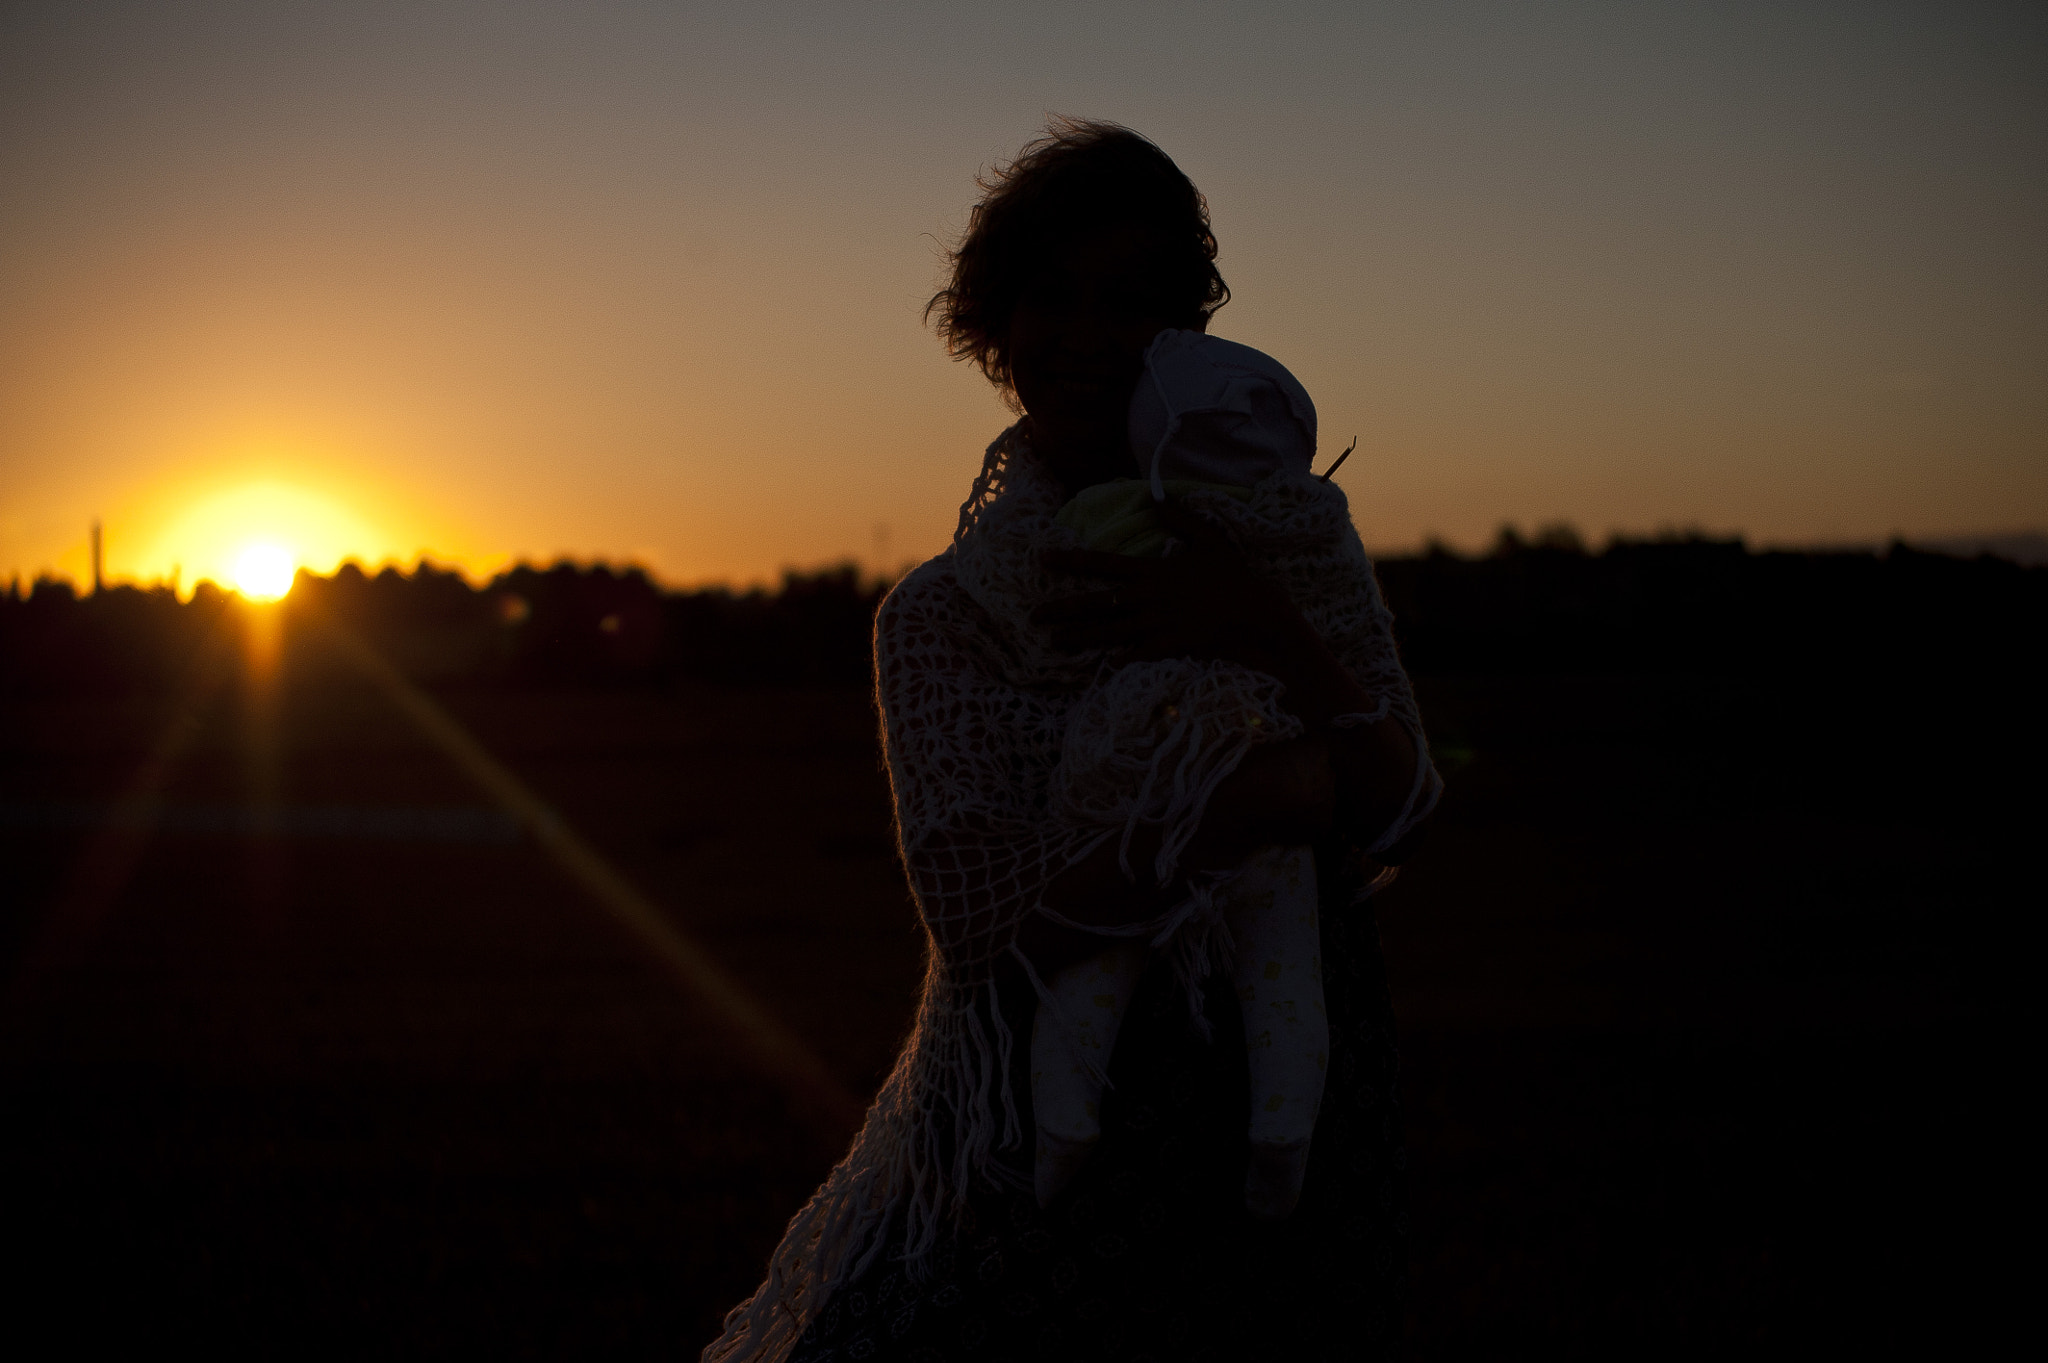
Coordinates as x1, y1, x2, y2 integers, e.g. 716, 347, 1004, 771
1033, 501, 1293, 670
1024, 737, 1338, 976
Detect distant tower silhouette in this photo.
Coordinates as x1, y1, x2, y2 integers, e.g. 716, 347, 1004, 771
91, 519, 103, 595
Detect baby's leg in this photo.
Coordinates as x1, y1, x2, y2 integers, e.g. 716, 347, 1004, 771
1030, 944, 1148, 1207
1225, 845, 1328, 1220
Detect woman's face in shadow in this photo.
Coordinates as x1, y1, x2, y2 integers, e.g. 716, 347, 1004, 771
1007, 222, 1200, 491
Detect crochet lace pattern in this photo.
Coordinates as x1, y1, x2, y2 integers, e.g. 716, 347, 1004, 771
702, 427, 1437, 1363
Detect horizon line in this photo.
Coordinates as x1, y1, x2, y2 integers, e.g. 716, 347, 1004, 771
12, 526, 2047, 601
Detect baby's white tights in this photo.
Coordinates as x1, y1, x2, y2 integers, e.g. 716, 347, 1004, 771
1030, 845, 1329, 1218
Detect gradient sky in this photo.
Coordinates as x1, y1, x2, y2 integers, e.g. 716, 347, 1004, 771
3, 0, 2043, 590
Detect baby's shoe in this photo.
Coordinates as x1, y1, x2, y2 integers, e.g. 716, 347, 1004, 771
1244, 1136, 1313, 1220
1034, 1122, 1100, 1208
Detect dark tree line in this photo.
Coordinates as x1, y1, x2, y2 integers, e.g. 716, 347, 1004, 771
1375, 535, 2044, 678
3, 539, 2042, 697
0, 561, 888, 693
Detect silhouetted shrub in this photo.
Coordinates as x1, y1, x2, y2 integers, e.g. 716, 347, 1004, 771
0, 580, 223, 693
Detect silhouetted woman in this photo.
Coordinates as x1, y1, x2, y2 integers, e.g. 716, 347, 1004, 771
705, 120, 1437, 1363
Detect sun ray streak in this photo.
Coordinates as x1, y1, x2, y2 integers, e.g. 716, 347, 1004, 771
239, 601, 289, 1044
4, 604, 236, 1022
315, 610, 865, 1137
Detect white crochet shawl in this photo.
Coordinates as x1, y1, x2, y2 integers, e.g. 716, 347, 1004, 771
703, 427, 1436, 1363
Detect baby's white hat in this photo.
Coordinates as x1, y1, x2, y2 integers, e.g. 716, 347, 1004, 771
1128, 329, 1318, 499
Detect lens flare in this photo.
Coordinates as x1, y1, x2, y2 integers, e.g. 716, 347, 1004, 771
233, 542, 297, 600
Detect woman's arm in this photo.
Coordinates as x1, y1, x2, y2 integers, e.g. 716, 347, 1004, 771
1033, 501, 1424, 852
1222, 576, 1422, 847
1019, 502, 1436, 976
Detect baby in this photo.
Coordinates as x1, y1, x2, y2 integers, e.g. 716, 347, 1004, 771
1030, 329, 1334, 1220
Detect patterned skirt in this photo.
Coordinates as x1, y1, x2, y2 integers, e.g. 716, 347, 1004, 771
788, 845, 1407, 1363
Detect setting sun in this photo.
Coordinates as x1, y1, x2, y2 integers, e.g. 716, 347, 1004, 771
133, 480, 415, 597
233, 542, 298, 600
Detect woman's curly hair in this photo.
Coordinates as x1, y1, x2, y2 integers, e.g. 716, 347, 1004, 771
928, 118, 1229, 393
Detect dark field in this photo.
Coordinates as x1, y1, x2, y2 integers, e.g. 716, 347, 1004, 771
2, 550, 2036, 1357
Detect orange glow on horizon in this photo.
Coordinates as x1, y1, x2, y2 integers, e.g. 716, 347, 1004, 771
115, 476, 500, 599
